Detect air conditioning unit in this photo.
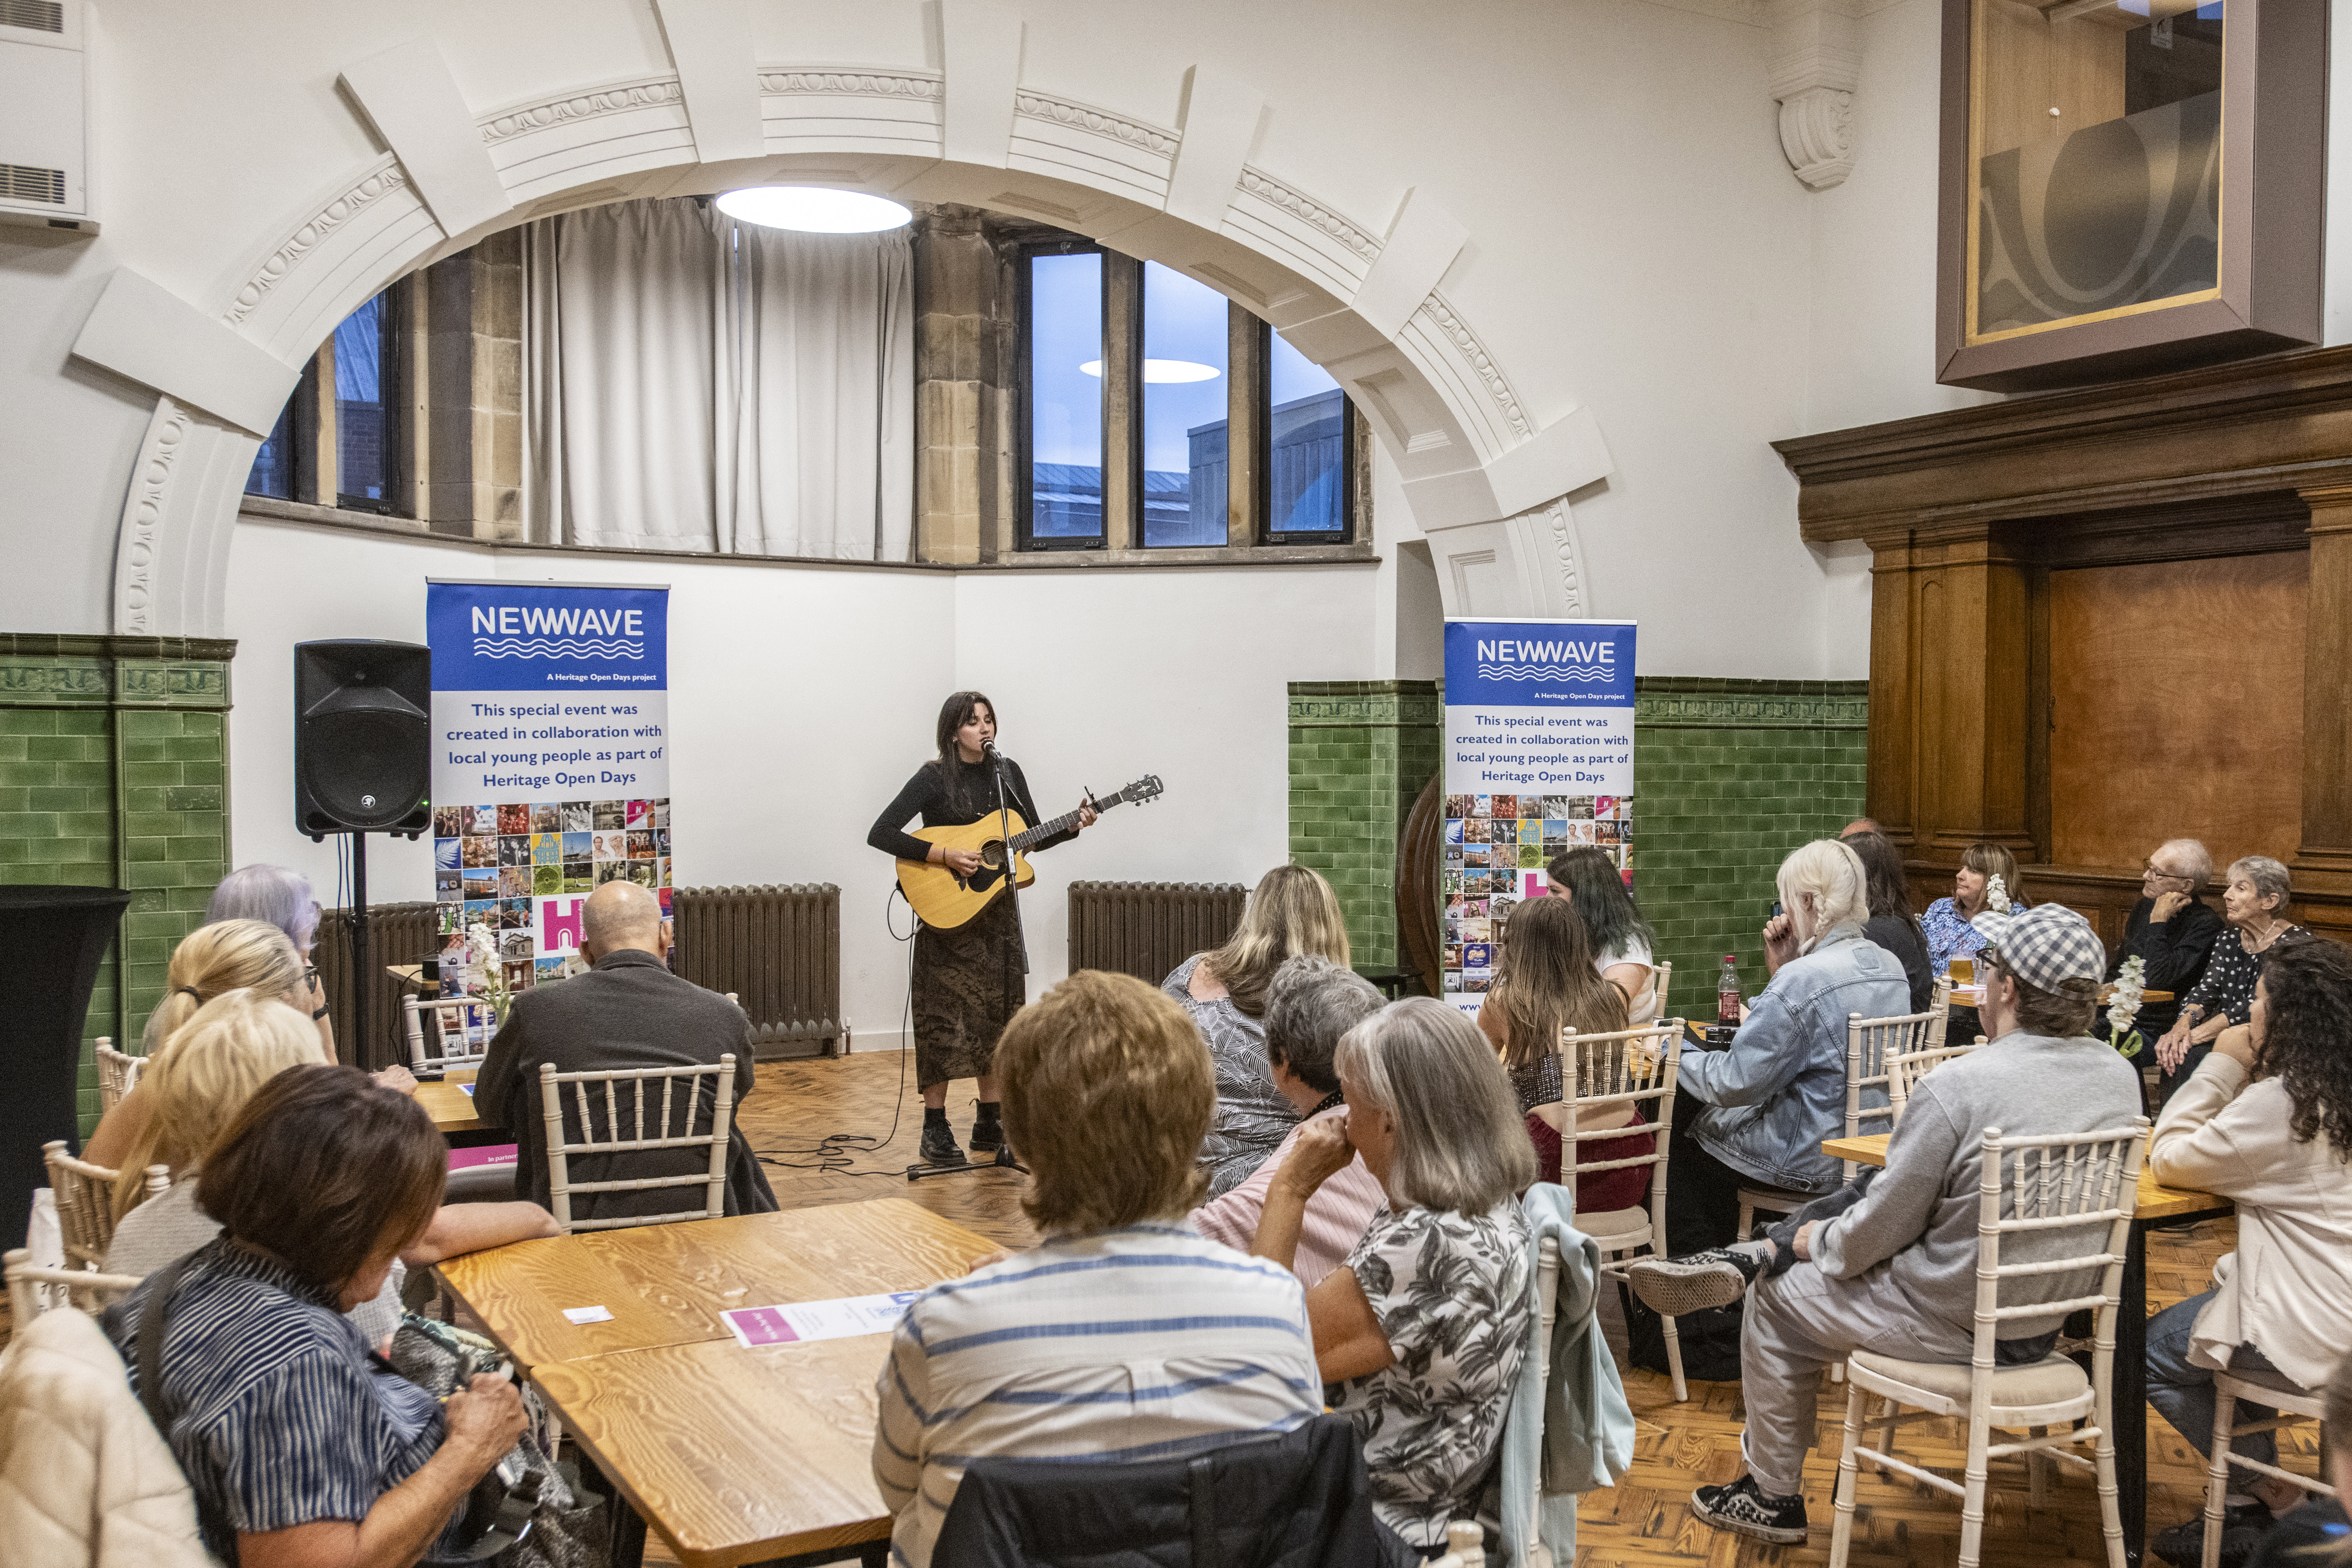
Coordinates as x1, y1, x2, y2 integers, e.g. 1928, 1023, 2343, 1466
0, 0, 96, 234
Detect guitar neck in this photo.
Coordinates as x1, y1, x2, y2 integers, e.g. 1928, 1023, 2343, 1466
1009, 795, 1121, 853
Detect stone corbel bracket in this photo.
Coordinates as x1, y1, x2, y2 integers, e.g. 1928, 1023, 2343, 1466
1769, 0, 1862, 191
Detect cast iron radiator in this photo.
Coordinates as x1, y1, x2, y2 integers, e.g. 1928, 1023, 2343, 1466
670, 883, 844, 1060
1067, 881, 1249, 985
314, 900, 441, 1073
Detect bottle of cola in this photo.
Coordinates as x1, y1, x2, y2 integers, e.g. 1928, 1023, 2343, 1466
1716, 954, 1742, 1025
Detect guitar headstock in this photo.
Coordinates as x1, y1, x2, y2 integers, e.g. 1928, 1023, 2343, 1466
1115, 775, 1164, 806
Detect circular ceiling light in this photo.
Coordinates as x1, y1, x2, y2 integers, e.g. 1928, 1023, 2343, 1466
714, 186, 912, 233
1078, 359, 1221, 383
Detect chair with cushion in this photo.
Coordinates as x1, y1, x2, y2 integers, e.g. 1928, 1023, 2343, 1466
539, 1055, 737, 1234
2195, 1366, 2340, 1568
1553, 1020, 1687, 1402
4, 1246, 145, 1319
94, 1038, 144, 1114
403, 994, 497, 1076
1825, 1117, 2152, 1568
931, 1411, 1406, 1568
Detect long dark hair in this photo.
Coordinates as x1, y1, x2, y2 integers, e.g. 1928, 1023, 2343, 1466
935, 690, 996, 763
1546, 846, 1654, 962
1487, 896, 1628, 1070
2252, 935, 2352, 1158
1847, 831, 1923, 946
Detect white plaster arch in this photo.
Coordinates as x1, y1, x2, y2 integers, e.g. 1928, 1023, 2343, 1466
99, 29, 1610, 639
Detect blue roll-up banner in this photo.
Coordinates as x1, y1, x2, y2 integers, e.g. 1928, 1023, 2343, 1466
425, 579, 671, 998
1441, 617, 1637, 1012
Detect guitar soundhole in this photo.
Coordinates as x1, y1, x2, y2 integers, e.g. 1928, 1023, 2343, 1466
980, 840, 1006, 870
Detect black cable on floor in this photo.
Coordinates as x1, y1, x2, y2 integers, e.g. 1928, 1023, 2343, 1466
754, 884, 918, 1178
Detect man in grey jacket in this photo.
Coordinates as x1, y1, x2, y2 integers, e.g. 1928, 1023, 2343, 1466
1632, 903, 2143, 1544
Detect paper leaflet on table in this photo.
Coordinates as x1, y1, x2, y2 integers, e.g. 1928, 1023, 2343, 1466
722, 1292, 921, 1348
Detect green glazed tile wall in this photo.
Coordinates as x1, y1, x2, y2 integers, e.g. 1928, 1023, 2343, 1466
1287, 681, 1441, 971
1632, 677, 1869, 1017
0, 635, 235, 1136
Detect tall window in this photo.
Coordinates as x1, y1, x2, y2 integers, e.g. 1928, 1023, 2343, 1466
1023, 244, 1103, 544
1266, 331, 1350, 542
1140, 261, 1229, 547
1020, 241, 1356, 551
243, 286, 407, 515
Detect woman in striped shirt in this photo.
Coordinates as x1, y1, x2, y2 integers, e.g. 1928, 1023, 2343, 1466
873, 971, 1324, 1568
106, 1065, 527, 1568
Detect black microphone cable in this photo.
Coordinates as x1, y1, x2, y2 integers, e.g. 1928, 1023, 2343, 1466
754, 882, 918, 1177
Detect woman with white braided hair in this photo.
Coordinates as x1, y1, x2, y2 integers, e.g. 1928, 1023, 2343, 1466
1626, 837, 1909, 1382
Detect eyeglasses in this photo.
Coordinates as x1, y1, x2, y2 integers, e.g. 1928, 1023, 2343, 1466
2141, 860, 2191, 882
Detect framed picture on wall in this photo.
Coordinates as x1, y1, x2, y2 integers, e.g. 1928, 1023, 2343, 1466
1935, 0, 2324, 392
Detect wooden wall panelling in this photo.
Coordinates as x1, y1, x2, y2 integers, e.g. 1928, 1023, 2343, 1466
2294, 485, 2352, 915
1864, 532, 1918, 844
2045, 555, 2307, 874
1911, 525, 2036, 858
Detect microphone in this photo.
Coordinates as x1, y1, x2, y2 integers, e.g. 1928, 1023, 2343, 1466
982, 740, 1003, 765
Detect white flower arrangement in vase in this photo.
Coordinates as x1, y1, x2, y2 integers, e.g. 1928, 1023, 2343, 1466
2106, 953, 2147, 1059
464, 920, 515, 1024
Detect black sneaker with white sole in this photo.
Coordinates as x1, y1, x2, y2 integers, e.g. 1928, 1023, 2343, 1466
1689, 1475, 1809, 1545
1628, 1245, 1768, 1317
918, 1122, 967, 1167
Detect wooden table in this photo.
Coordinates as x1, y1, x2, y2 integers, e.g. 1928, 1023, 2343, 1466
439, 1200, 999, 1568
1824, 1131, 2231, 1563
1943, 984, 2172, 1009
416, 1069, 484, 1133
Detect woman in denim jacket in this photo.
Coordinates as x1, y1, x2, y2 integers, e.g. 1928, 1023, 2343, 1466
1629, 838, 1909, 1380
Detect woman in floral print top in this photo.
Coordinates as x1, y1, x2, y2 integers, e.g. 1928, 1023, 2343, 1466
1250, 998, 1537, 1553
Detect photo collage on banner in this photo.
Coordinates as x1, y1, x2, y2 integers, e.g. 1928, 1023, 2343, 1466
426, 581, 672, 1000
1441, 618, 1637, 1013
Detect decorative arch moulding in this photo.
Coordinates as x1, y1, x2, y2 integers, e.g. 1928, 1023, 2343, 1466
100, 40, 1607, 637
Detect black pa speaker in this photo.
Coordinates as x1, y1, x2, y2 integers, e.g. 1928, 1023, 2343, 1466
294, 640, 432, 838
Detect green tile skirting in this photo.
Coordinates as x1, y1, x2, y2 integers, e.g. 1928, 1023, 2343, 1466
0, 634, 236, 1136
1633, 677, 1869, 1019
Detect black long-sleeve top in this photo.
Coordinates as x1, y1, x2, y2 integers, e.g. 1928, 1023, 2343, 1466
2105, 894, 2225, 1037
867, 755, 1079, 862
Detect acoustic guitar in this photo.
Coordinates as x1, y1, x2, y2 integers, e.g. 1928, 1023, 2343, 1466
896, 774, 1165, 929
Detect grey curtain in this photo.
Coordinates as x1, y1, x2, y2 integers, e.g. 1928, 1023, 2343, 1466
522, 199, 914, 560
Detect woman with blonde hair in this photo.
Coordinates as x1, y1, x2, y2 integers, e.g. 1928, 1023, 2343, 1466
82, 919, 314, 1169
105, 989, 557, 1347
1256, 998, 1535, 1552
1164, 864, 1353, 1198
1477, 895, 1653, 1210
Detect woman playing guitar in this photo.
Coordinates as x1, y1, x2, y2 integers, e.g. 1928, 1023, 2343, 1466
867, 690, 1094, 1167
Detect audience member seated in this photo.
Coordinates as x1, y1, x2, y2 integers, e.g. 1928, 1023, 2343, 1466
2156, 856, 2303, 1091
104, 991, 556, 1347
1846, 830, 1931, 1013
206, 863, 337, 1058
84, 918, 319, 1170
475, 880, 778, 1222
1475, 895, 1655, 1210
1838, 818, 1880, 840
1190, 956, 1389, 1286
1163, 864, 1353, 1199
873, 970, 1323, 1568
1921, 840, 2025, 978
2103, 837, 2224, 1050
2141, 935, 2352, 1568
1628, 905, 2140, 1544
104, 1066, 530, 1566
1548, 846, 1659, 1020
1254, 997, 1535, 1555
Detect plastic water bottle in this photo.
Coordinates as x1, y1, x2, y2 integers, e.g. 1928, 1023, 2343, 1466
1717, 954, 1742, 1024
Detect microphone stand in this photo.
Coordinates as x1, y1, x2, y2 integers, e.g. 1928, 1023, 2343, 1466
907, 742, 1029, 1183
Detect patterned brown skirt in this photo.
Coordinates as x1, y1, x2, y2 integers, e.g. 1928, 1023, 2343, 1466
911, 892, 1026, 1089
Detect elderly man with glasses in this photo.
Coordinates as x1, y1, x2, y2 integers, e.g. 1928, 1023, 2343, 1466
2105, 837, 2224, 1045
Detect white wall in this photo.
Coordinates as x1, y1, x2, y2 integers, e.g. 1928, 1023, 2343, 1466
225, 514, 1379, 1039
1, 0, 1882, 681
